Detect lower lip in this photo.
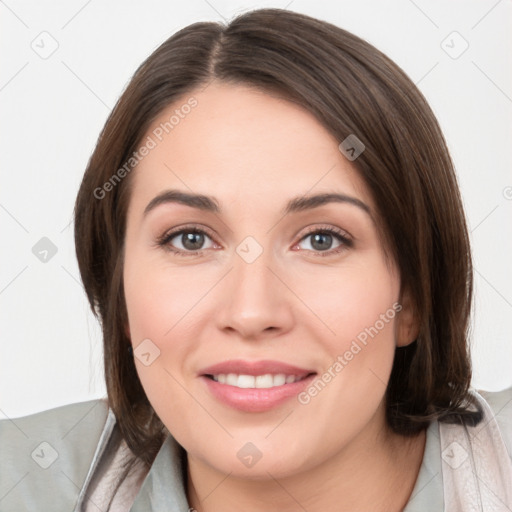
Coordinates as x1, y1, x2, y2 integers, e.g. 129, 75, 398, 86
200, 374, 316, 412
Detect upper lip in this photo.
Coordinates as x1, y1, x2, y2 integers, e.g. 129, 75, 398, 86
199, 359, 316, 378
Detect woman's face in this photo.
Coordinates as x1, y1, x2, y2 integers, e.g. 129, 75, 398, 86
123, 82, 416, 478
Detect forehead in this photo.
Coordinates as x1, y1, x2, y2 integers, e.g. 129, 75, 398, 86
129, 82, 373, 213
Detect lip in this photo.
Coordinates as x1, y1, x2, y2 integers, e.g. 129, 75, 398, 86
199, 359, 315, 378
199, 359, 317, 413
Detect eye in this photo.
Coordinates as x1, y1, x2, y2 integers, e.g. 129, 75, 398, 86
156, 225, 217, 256
294, 226, 352, 257
155, 224, 353, 257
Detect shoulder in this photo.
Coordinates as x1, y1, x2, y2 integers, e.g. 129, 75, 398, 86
476, 385, 512, 458
0, 398, 111, 512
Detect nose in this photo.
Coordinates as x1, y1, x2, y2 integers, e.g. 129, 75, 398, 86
215, 248, 295, 341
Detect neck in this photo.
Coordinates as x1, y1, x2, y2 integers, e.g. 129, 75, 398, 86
185, 406, 426, 512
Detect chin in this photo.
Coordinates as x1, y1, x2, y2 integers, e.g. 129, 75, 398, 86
191, 438, 314, 480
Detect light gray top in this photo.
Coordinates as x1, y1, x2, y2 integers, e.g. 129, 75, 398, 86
1, 387, 511, 511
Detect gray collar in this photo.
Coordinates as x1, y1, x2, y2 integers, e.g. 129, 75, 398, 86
403, 419, 443, 511
130, 433, 189, 511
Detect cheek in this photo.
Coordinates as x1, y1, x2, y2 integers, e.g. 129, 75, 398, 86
123, 249, 210, 416
293, 258, 399, 345
295, 259, 399, 408
124, 253, 201, 346
123, 256, 204, 423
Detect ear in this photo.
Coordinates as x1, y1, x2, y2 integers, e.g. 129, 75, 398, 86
124, 323, 131, 340
395, 288, 419, 347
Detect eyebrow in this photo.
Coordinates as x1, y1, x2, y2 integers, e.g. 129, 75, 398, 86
143, 189, 371, 218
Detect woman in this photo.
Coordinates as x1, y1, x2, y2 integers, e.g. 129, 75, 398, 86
1, 8, 511, 512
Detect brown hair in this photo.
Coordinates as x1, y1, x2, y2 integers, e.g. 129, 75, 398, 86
74, 7, 482, 473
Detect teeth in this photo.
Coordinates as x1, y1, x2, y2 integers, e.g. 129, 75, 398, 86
273, 374, 286, 386
211, 373, 305, 388
255, 374, 273, 388
237, 375, 255, 388
226, 373, 239, 386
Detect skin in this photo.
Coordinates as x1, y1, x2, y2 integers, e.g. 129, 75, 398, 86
123, 81, 425, 512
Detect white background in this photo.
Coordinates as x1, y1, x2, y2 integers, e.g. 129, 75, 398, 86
1, 0, 511, 419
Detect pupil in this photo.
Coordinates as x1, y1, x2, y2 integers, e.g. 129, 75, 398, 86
312, 233, 332, 251
183, 232, 204, 250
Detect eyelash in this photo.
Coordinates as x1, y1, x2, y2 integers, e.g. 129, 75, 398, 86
155, 224, 353, 258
